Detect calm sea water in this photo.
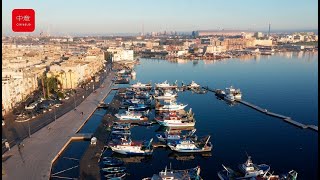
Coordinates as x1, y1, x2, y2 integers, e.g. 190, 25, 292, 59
105, 52, 317, 179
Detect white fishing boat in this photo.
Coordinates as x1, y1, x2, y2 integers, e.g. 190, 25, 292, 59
115, 111, 147, 121
109, 138, 153, 155
187, 81, 200, 88
142, 165, 201, 180
225, 86, 242, 99
156, 101, 188, 111
155, 80, 178, 89
238, 156, 270, 178
217, 155, 271, 180
131, 81, 152, 89
154, 92, 177, 100
167, 136, 212, 153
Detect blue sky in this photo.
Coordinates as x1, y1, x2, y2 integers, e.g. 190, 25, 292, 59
2, 0, 318, 35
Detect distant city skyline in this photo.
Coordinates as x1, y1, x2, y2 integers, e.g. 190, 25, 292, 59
3, 0, 318, 35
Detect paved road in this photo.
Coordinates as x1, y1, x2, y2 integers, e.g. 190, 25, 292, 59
2, 71, 115, 180
2, 67, 111, 154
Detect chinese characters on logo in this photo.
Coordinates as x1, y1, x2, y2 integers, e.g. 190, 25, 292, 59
12, 9, 35, 32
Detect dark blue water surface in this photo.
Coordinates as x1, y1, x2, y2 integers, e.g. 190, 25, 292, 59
51, 140, 90, 179
103, 52, 317, 180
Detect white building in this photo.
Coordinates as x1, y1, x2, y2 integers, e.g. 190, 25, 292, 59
112, 50, 134, 62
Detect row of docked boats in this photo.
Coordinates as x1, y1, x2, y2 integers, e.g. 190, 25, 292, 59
153, 87, 212, 154
100, 156, 127, 179
130, 80, 201, 90
108, 121, 154, 156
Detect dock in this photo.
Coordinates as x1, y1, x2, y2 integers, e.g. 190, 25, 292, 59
203, 86, 318, 132
79, 89, 121, 180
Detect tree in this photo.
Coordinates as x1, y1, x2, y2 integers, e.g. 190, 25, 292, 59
68, 69, 73, 89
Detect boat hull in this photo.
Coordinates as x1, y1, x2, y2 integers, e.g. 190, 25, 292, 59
110, 146, 153, 155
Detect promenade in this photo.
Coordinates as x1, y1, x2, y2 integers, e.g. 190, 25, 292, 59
2, 72, 115, 180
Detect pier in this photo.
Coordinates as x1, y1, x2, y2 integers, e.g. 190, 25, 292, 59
203, 86, 318, 132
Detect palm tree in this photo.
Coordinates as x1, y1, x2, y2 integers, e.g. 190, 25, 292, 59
59, 71, 64, 90
68, 69, 73, 89
40, 73, 46, 99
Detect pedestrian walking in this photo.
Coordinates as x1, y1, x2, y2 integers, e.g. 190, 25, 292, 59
5, 141, 10, 151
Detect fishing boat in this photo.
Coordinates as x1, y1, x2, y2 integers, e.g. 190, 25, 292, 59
155, 109, 195, 127
156, 101, 188, 111
156, 129, 197, 142
102, 166, 126, 173
109, 138, 153, 155
104, 172, 126, 180
156, 118, 195, 127
167, 136, 212, 153
187, 81, 200, 88
238, 156, 270, 178
142, 165, 201, 180
102, 157, 124, 166
155, 80, 178, 89
217, 155, 271, 180
154, 92, 177, 100
128, 104, 150, 111
115, 111, 148, 121
130, 81, 152, 89
225, 86, 242, 99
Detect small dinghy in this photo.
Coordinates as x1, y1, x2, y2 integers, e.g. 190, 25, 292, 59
104, 172, 126, 179
102, 166, 126, 173
102, 157, 124, 166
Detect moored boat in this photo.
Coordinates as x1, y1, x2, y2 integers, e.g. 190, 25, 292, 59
102, 166, 126, 173
156, 101, 188, 111
130, 81, 152, 89
102, 157, 124, 166
142, 165, 201, 180
115, 111, 148, 121
154, 92, 177, 100
156, 129, 197, 142
167, 136, 212, 153
109, 138, 154, 155
187, 81, 200, 88
112, 123, 131, 130
155, 80, 178, 89
217, 155, 271, 180
111, 130, 131, 135
225, 86, 242, 99
104, 172, 126, 180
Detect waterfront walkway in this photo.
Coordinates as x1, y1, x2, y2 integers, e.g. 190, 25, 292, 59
2, 72, 115, 180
